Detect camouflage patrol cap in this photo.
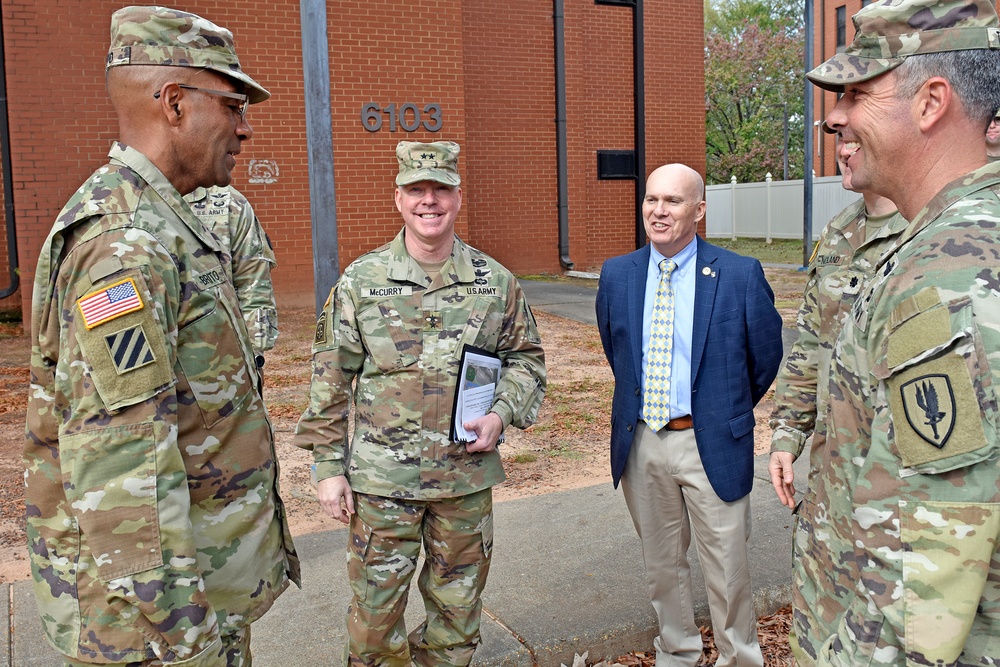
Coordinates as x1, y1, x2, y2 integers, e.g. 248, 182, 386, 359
395, 141, 461, 187
107, 6, 270, 104
807, 0, 1000, 92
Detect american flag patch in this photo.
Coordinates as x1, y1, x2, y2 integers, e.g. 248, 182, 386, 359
77, 277, 144, 330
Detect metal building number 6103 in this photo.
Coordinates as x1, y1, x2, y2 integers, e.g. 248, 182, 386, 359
361, 103, 442, 132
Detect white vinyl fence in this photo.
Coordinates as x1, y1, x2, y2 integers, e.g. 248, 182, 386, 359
706, 174, 861, 242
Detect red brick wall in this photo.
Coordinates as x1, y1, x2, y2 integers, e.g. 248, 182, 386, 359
1, 0, 704, 316
327, 0, 468, 280
462, 0, 556, 270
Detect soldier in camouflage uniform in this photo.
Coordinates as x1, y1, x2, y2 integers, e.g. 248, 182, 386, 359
185, 185, 279, 361
767, 143, 906, 664
295, 141, 546, 667
24, 7, 299, 666
803, 0, 1000, 663
986, 112, 1000, 159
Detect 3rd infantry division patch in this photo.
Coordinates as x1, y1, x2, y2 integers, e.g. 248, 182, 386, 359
104, 324, 156, 374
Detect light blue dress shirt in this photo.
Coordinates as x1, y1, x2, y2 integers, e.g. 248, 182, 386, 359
640, 238, 696, 422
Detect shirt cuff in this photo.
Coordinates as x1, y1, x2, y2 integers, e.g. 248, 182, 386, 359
769, 426, 807, 459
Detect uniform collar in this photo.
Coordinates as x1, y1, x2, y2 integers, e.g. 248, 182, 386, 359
109, 142, 224, 252
901, 160, 1000, 247
386, 228, 479, 286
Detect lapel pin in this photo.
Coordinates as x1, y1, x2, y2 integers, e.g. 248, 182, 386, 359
702, 267, 712, 276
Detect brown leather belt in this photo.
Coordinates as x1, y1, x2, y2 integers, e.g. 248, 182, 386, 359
665, 415, 693, 431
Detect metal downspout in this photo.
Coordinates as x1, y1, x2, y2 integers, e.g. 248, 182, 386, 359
633, 0, 646, 249
300, 0, 339, 315
554, 0, 573, 270
803, 0, 814, 267
0, 7, 19, 301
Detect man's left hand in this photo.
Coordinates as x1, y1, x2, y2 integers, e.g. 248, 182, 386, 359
463, 412, 504, 452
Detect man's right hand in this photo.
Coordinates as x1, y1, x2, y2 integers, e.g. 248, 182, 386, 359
768, 451, 796, 509
318, 475, 355, 524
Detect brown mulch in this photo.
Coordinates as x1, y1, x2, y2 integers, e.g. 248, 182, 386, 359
606, 605, 793, 667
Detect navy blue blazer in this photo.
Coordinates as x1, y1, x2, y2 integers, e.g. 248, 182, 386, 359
595, 237, 783, 502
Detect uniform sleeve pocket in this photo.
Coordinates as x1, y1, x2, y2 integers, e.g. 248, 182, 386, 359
900, 500, 1000, 666
61, 422, 163, 580
75, 269, 174, 412
876, 291, 997, 474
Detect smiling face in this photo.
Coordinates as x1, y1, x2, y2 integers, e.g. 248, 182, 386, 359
825, 71, 913, 201
394, 180, 463, 254
642, 164, 705, 258
837, 135, 860, 192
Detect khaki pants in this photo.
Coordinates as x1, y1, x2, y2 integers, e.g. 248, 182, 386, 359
345, 489, 494, 667
622, 422, 763, 667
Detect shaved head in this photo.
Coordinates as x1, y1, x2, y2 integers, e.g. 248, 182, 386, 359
647, 164, 704, 202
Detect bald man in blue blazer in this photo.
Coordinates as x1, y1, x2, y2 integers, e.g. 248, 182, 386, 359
596, 164, 782, 667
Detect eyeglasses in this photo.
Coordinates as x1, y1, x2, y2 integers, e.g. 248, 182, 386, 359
153, 84, 248, 121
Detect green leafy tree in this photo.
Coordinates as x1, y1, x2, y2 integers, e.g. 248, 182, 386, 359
705, 0, 805, 184
705, 0, 801, 36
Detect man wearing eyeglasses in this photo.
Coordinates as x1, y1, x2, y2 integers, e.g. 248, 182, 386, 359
987, 112, 1000, 160
24, 6, 298, 666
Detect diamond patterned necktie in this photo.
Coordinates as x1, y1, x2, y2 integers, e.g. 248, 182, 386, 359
644, 258, 676, 432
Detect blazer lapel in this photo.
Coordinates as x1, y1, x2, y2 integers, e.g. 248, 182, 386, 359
691, 238, 719, 384
628, 246, 649, 386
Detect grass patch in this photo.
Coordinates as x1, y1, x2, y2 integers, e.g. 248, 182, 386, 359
517, 273, 598, 287
703, 238, 810, 266
775, 298, 803, 310
549, 443, 584, 460
509, 452, 538, 464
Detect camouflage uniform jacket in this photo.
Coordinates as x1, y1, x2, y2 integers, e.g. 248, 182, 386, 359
185, 185, 278, 354
770, 199, 907, 468
820, 161, 1000, 666
295, 229, 546, 499
25, 143, 300, 665
768, 200, 906, 665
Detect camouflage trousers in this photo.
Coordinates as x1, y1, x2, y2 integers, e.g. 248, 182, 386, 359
63, 626, 251, 666
345, 489, 494, 667
789, 495, 857, 666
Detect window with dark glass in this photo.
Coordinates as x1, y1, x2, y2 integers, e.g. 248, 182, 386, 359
836, 6, 847, 51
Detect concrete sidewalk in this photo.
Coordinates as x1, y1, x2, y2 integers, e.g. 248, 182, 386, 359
5, 277, 805, 666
